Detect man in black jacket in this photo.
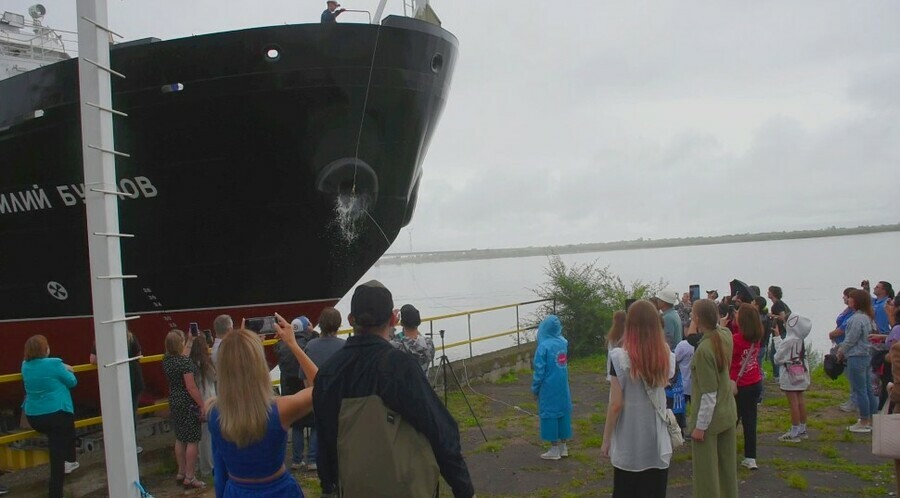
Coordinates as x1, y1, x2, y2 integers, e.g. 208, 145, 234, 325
313, 280, 475, 498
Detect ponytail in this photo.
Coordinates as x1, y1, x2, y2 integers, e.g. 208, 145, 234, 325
708, 327, 728, 372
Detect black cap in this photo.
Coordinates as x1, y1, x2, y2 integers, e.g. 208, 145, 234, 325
350, 280, 394, 327
400, 304, 421, 328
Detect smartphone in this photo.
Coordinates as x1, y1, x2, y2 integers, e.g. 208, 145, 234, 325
625, 298, 637, 311
245, 316, 276, 334
203, 329, 213, 345
189, 322, 199, 337
689, 284, 700, 303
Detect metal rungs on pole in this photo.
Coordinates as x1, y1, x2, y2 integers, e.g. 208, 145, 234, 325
85, 101, 128, 117
90, 188, 137, 198
80, 15, 123, 38
82, 57, 126, 79
104, 355, 143, 368
78, 0, 140, 493
87, 144, 131, 158
100, 316, 141, 324
93, 232, 135, 238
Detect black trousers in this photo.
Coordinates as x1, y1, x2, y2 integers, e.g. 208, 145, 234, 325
879, 362, 893, 411
27, 410, 76, 498
612, 466, 668, 498
736, 380, 763, 459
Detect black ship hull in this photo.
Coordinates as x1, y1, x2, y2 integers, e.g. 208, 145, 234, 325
0, 16, 457, 410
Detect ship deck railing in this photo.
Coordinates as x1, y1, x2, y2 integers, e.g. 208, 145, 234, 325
0, 298, 553, 448
0, 24, 77, 61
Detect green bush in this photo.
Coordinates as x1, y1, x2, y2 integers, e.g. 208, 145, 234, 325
534, 255, 666, 357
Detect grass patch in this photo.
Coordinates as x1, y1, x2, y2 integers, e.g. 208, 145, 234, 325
568, 354, 606, 375
477, 441, 505, 453
819, 444, 839, 459
495, 370, 520, 384
784, 472, 808, 490
580, 435, 602, 448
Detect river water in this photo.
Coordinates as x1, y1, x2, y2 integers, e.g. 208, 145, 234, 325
331, 232, 899, 360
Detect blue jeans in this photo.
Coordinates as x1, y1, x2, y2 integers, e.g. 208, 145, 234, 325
292, 426, 317, 464
847, 356, 878, 420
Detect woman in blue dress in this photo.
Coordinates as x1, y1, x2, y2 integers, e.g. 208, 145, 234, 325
208, 313, 317, 497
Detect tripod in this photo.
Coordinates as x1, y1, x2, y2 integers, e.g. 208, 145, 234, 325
435, 329, 487, 442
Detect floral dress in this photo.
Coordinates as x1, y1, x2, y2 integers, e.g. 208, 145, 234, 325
163, 353, 201, 442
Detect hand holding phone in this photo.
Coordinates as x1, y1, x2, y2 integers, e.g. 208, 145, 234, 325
273, 313, 298, 347
689, 284, 700, 303
189, 322, 199, 337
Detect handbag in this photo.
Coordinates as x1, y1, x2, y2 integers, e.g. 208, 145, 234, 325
824, 345, 845, 380
785, 342, 808, 387
643, 381, 684, 449
731, 344, 756, 396
872, 401, 900, 459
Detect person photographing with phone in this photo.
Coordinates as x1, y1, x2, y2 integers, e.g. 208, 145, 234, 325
321, 0, 346, 23
208, 313, 319, 497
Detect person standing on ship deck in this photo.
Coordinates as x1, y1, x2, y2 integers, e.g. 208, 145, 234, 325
321, 1, 346, 23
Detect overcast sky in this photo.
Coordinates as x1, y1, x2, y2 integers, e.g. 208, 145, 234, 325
11, 1, 899, 252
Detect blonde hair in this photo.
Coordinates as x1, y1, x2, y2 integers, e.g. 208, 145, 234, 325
164, 329, 185, 356
607, 310, 626, 348
209, 329, 273, 447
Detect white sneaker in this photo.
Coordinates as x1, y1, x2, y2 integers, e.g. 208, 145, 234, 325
64, 461, 80, 474
798, 430, 809, 440
778, 432, 800, 443
847, 422, 871, 433
560, 443, 569, 457
839, 400, 857, 413
540, 446, 561, 460
740, 457, 758, 470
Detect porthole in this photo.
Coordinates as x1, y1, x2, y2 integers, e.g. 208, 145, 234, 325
264, 47, 281, 62
431, 53, 443, 73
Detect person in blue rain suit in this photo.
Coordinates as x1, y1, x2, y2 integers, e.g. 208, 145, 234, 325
531, 315, 573, 460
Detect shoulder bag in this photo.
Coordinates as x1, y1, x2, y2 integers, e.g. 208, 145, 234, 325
643, 381, 684, 449
785, 342, 809, 387
872, 401, 900, 459
730, 344, 756, 396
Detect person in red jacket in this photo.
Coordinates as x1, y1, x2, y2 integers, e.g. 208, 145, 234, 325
731, 304, 764, 470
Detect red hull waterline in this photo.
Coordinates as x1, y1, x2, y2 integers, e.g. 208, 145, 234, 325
0, 299, 338, 413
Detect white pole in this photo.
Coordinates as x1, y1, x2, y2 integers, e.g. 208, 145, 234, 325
373, 0, 388, 24
76, 0, 141, 496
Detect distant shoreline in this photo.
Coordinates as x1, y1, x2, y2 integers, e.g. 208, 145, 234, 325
377, 224, 900, 266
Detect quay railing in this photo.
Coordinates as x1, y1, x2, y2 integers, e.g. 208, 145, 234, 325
0, 298, 553, 446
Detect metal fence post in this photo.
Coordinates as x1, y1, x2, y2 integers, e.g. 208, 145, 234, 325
430, 320, 435, 368
467, 314, 473, 358
516, 305, 520, 345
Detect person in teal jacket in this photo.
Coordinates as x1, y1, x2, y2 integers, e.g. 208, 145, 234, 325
531, 315, 572, 460
21, 335, 78, 498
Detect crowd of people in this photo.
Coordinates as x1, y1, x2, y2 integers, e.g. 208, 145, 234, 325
12, 274, 900, 497
157, 295, 446, 497
588, 278, 900, 497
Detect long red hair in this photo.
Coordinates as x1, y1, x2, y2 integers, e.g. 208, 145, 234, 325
622, 300, 670, 388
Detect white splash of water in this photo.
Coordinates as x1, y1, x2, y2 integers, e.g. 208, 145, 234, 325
333, 193, 368, 243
